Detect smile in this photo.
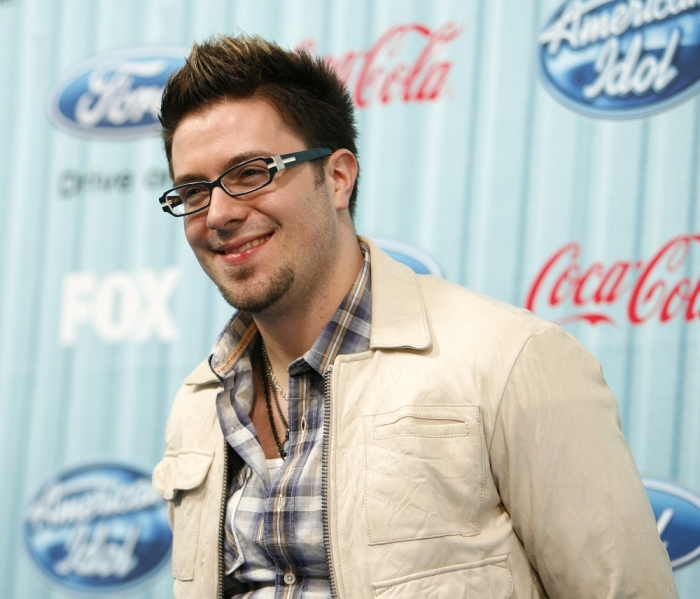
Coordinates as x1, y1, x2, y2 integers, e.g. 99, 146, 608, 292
229, 234, 271, 254
216, 233, 272, 264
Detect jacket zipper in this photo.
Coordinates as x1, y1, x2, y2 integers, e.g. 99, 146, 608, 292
322, 366, 339, 599
217, 369, 338, 598
218, 439, 229, 599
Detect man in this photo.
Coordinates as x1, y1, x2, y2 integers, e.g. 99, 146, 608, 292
152, 35, 677, 599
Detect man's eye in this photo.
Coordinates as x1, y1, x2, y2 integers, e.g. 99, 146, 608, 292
239, 167, 267, 179
221, 159, 271, 193
180, 185, 208, 204
223, 164, 269, 192
184, 186, 204, 197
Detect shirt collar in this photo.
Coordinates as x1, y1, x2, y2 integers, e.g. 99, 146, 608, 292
293, 243, 371, 376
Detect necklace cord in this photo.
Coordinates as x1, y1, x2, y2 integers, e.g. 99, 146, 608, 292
261, 342, 289, 402
260, 341, 289, 458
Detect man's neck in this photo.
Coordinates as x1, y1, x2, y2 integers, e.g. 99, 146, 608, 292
253, 236, 364, 370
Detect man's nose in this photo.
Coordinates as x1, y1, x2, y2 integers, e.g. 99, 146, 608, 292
205, 185, 247, 229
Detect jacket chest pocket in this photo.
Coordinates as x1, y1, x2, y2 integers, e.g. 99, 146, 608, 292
152, 449, 214, 580
363, 405, 484, 545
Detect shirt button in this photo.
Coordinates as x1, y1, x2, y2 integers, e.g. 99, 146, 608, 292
284, 572, 296, 585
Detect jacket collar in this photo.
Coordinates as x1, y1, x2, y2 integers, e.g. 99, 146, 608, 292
183, 236, 432, 386
359, 236, 431, 351
184, 357, 222, 386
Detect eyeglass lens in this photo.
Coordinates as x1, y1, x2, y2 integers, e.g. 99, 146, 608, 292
165, 158, 272, 216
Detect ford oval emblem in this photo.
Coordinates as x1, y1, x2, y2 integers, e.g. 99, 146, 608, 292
47, 47, 187, 139
24, 463, 171, 593
537, 1, 700, 118
373, 238, 443, 276
643, 477, 700, 569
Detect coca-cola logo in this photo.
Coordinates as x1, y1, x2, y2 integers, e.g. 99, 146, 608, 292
537, 0, 700, 118
299, 21, 465, 108
24, 463, 171, 593
525, 234, 700, 325
47, 47, 187, 139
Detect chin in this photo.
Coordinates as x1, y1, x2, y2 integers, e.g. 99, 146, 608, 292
217, 266, 295, 313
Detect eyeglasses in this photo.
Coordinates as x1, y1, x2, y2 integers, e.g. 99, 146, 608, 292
159, 147, 333, 217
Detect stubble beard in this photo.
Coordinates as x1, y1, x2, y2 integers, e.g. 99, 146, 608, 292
216, 263, 296, 313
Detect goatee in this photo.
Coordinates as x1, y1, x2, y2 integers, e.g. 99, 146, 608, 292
218, 265, 295, 313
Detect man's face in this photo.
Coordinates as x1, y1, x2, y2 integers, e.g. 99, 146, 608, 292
171, 99, 342, 314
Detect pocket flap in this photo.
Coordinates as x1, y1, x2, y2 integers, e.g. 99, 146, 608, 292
371, 405, 472, 440
152, 449, 214, 500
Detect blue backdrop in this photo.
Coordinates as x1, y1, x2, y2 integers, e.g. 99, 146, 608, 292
1, 0, 699, 597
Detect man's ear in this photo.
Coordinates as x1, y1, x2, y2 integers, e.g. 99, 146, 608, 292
326, 149, 358, 211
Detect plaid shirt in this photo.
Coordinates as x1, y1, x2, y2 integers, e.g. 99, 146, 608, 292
210, 244, 371, 599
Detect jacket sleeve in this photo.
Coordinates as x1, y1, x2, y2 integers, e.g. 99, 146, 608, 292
488, 324, 678, 599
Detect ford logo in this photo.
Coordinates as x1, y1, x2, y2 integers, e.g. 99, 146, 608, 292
643, 477, 700, 569
47, 47, 187, 139
537, 1, 700, 118
374, 238, 443, 276
24, 463, 171, 593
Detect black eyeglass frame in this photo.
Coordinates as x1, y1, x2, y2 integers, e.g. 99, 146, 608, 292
159, 146, 334, 217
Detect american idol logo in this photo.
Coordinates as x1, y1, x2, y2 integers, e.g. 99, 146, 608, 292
24, 463, 171, 593
644, 477, 700, 569
537, 0, 700, 118
47, 47, 186, 139
374, 238, 443, 275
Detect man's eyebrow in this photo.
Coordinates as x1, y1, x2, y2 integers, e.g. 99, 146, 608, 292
172, 150, 271, 186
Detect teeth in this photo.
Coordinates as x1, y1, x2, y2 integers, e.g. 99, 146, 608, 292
233, 235, 270, 253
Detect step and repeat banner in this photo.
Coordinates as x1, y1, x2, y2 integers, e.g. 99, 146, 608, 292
1, 0, 700, 597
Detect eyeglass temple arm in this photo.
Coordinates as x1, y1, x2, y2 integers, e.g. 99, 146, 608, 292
276, 147, 333, 170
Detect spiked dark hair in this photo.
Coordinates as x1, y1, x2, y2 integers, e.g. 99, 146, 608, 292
160, 34, 359, 217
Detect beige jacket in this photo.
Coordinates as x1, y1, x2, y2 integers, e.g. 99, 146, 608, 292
153, 238, 677, 599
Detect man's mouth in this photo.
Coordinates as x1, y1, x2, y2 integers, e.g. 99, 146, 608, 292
217, 233, 272, 261
231, 234, 272, 254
